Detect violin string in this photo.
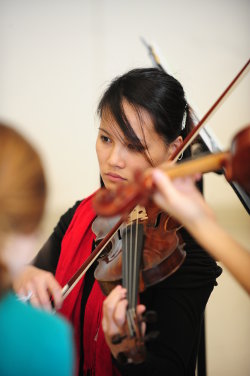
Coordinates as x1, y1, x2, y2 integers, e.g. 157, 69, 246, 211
131, 218, 134, 310
126, 307, 134, 337
127, 223, 131, 308
122, 206, 145, 337
132, 208, 139, 310
123, 224, 128, 293
123, 207, 141, 336
124, 217, 133, 336
133, 209, 140, 334
131, 208, 140, 333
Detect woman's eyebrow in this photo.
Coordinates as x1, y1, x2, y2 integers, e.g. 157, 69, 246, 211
99, 125, 146, 145
98, 127, 111, 136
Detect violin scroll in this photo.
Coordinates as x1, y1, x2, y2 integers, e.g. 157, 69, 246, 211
224, 125, 250, 194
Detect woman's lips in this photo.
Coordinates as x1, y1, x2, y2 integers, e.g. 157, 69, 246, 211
105, 173, 127, 183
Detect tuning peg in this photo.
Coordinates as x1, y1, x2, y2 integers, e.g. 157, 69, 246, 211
144, 330, 160, 342
111, 333, 127, 345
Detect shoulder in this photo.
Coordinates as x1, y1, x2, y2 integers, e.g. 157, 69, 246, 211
55, 191, 98, 235
55, 200, 83, 234
0, 292, 74, 376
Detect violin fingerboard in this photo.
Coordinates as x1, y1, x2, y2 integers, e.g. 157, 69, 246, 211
121, 222, 144, 310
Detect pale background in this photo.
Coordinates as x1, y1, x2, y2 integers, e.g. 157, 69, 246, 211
0, 1, 249, 375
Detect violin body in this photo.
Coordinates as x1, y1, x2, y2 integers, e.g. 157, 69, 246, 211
141, 200, 186, 287
94, 200, 186, 296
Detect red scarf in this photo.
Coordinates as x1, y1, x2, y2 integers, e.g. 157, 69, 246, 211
55, 192, 120, 376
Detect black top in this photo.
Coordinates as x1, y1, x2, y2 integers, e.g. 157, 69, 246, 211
33, 200, 222, 376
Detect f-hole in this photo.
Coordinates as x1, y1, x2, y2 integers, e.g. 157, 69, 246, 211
118, 229, 122, 240
154, 212, 162, 228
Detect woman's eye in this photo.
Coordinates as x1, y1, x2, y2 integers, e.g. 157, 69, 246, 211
100, 135, 111, 143
127, 143, 145, 152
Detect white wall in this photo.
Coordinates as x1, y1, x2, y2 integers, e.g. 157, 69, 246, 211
0, 1, 249, 375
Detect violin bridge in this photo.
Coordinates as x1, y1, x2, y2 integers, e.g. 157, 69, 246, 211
126, 205, 148, 224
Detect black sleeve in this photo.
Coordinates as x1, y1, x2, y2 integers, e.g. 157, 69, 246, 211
32, 200, 82, 274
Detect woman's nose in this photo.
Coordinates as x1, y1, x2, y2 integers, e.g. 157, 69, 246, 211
108, 145, 126, 168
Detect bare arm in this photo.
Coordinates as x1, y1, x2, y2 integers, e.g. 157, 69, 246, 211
187, 214, 250, 294
152, 169, 250, 294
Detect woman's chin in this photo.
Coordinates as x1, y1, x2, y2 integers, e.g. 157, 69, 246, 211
103, 178, 128, 192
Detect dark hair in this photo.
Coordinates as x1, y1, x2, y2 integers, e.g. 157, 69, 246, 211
97, 68, 193, 163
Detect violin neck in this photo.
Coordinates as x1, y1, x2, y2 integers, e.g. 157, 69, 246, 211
122, 221, 144, 311
160, 150, 230, 180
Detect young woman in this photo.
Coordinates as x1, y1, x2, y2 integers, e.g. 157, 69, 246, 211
0, 123, 74, 376
13, 68, 222, 375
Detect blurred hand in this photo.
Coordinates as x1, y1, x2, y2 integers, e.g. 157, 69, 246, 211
13, 265, 63, 311
152, 169, 214, 227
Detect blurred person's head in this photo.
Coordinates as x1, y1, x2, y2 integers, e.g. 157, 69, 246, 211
0, 122, 46, 295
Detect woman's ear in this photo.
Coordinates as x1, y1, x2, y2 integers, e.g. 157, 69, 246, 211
168, 136, 183, 158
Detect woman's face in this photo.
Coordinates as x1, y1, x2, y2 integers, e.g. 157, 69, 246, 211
96, 100, 181, 191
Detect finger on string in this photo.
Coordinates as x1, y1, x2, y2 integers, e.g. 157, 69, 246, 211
102, 286, 127, 334
136, 305, 147, 336
136, 304, 146, 316
103, 285, 127, 315
113, 299, 128, 328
